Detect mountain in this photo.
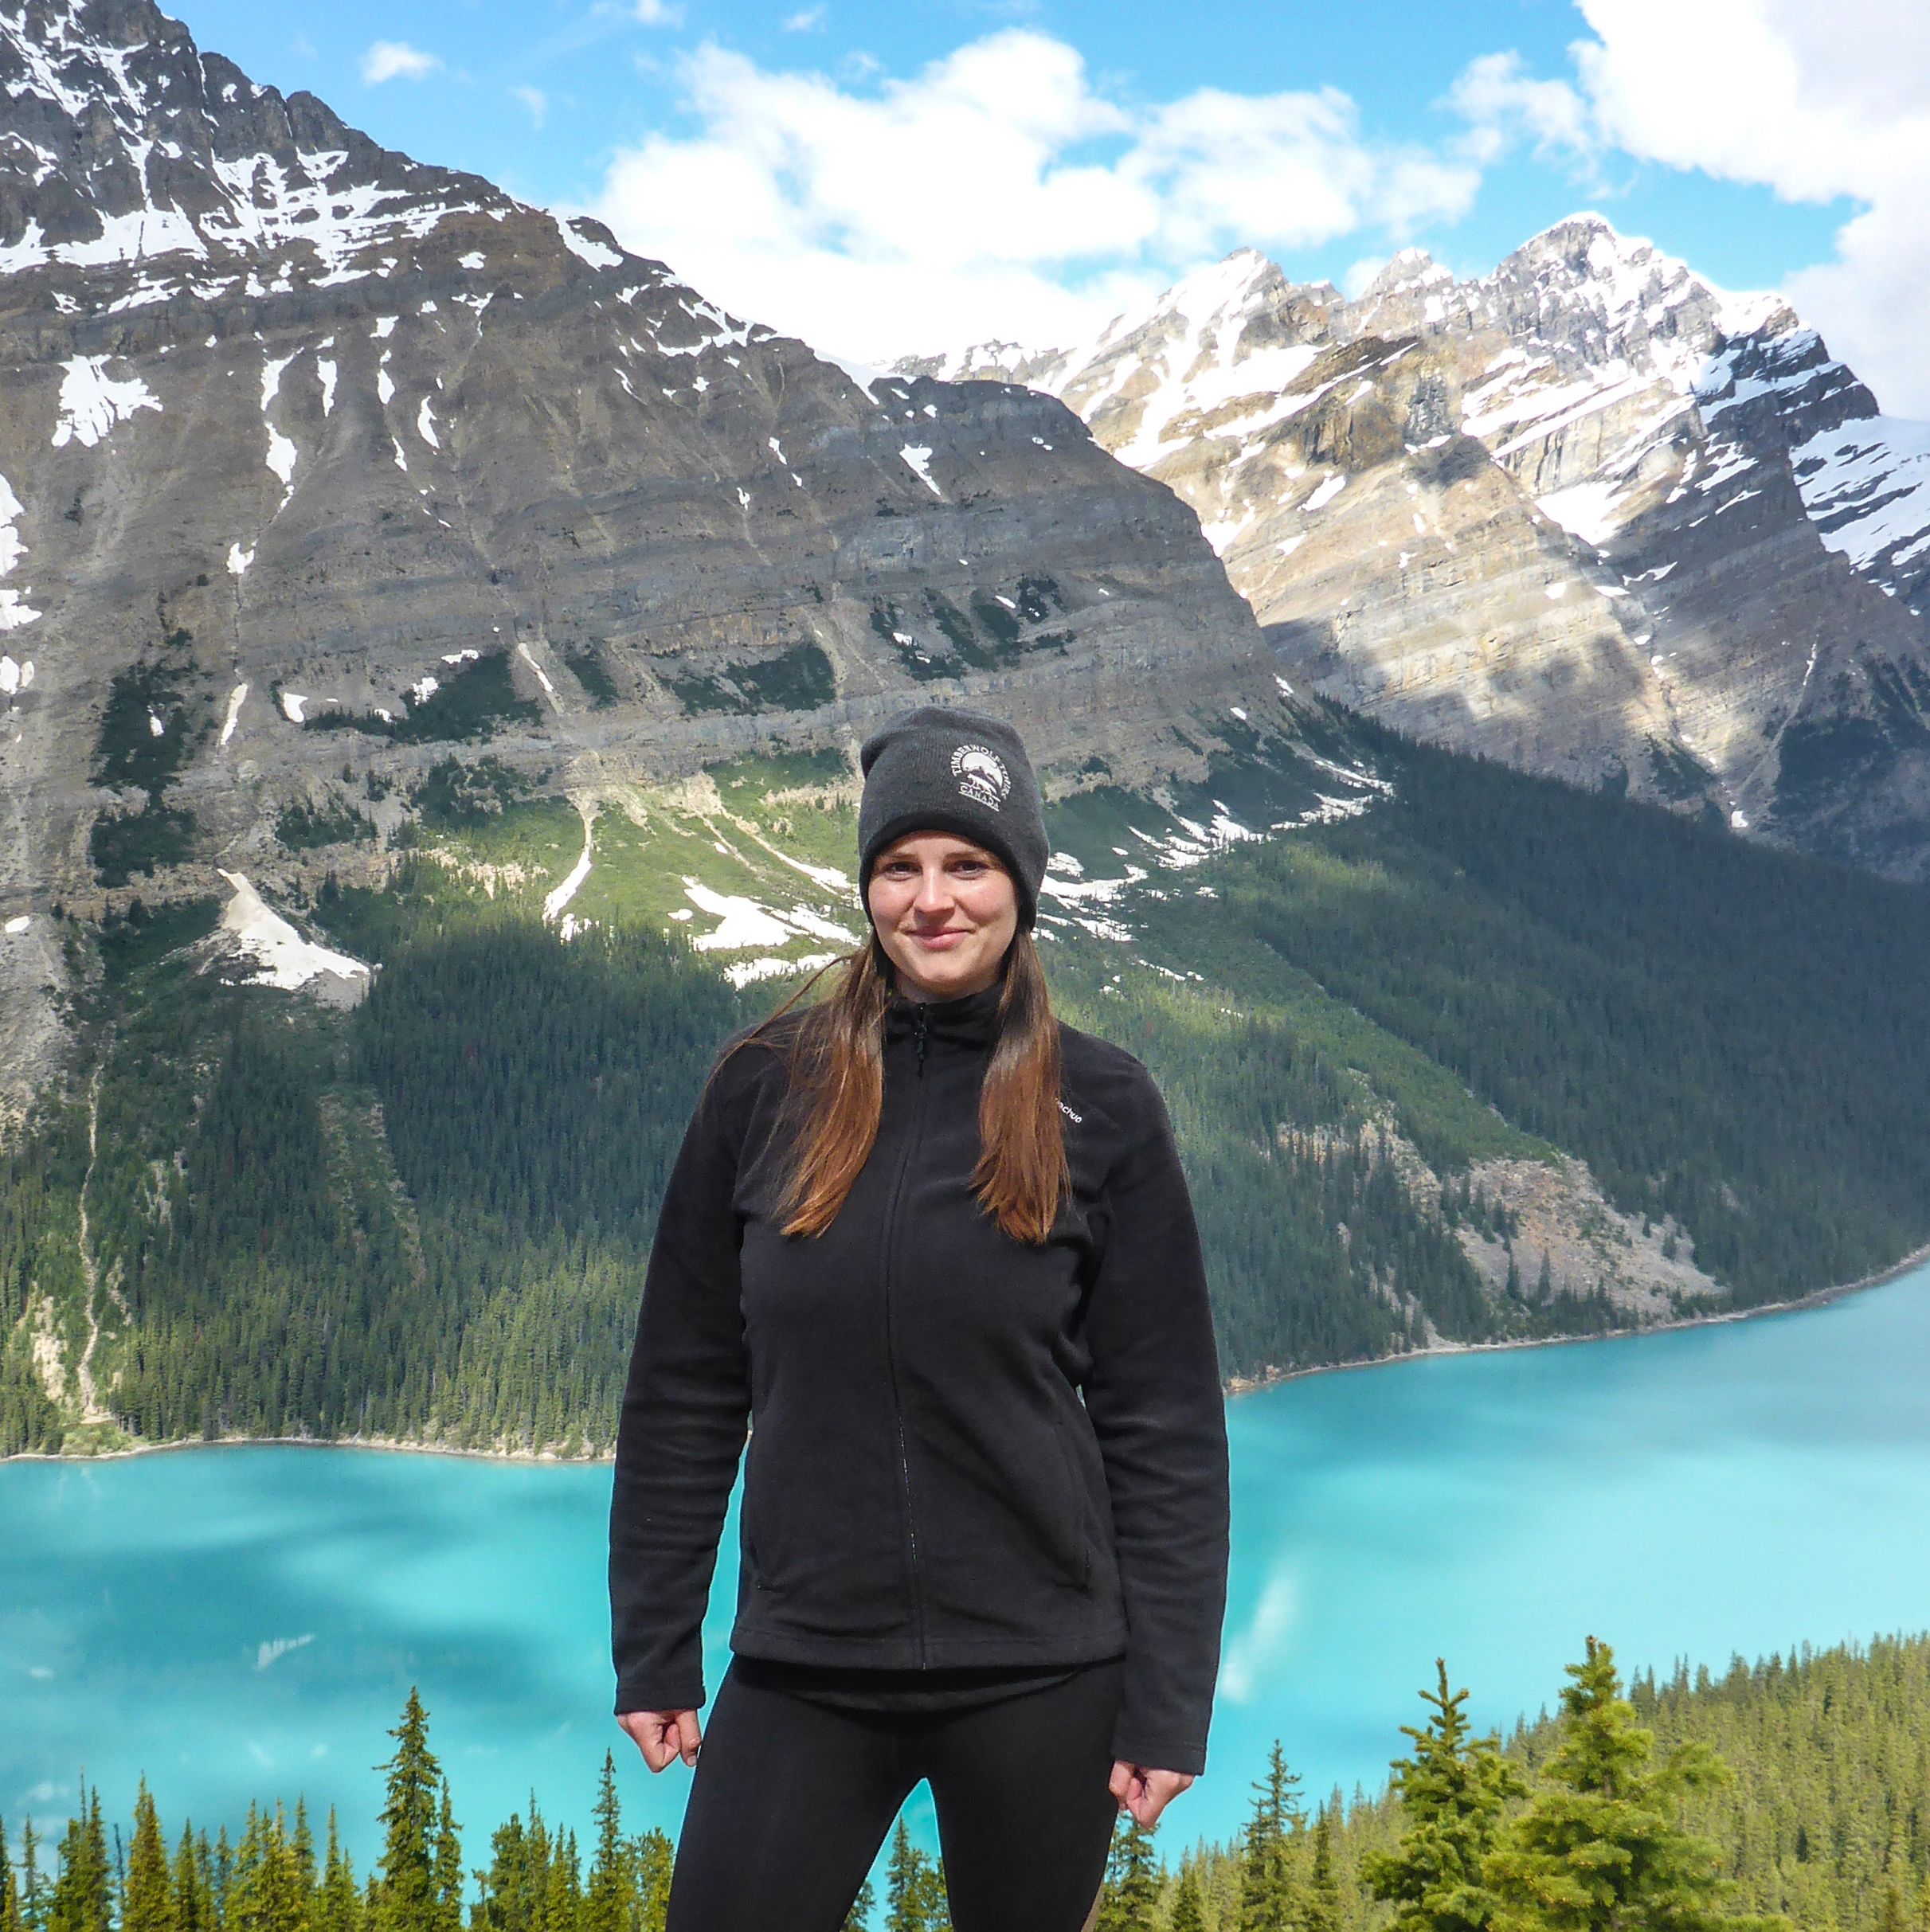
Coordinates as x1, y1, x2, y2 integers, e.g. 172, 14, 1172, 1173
11, 717, 1930, 1457
6, 1, 1930, 1459
0, 0, 1299, 1120
900, 221, 1930, 878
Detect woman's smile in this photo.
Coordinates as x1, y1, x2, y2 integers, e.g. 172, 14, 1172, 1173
867, 831, 1020, 999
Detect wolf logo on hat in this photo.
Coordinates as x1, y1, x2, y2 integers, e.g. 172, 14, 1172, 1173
952, 742, 1012, 811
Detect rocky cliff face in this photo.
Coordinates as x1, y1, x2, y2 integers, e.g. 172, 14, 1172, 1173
904, 222, 1930, 876
0, 0, 1298, 1113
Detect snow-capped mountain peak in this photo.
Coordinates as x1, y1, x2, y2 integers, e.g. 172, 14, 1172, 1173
898, 213, 1930, 874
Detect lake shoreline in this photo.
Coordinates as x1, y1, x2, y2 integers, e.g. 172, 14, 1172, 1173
1223, 1238, 1930, 1397
13, 1240, 1930, 1468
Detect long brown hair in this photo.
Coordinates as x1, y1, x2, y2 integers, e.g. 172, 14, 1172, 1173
722, 933, 1069, 1244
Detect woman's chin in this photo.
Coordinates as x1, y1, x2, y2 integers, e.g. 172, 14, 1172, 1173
899, 951, 991, 998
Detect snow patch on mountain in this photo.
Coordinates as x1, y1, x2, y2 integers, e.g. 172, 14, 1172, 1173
898, 444, 940, 495
0, 471, 40, 632
1792, 417, 1930, 600
213, 870, 370, 994
51, 356, 159, 448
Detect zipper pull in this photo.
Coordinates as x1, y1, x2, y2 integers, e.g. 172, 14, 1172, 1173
914, 1003, 928, 1074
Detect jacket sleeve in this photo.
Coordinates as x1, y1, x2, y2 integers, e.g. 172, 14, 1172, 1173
609, 1043, 758, 1715
1082, 1066, 1231, 1777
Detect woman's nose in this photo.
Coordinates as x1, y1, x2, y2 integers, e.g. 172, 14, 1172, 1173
913, 868, 953, 913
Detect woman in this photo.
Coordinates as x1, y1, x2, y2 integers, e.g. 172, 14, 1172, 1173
609, 704, 1231, 1932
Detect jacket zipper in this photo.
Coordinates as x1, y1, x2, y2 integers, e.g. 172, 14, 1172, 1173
879, 1003, 931, 1664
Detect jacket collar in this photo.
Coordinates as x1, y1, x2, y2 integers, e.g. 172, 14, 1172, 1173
882, 970, 1007, 1049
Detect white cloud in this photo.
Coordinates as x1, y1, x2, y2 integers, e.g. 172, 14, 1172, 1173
783, 6, 826, 29
632, 0, 685, 23
1218, 1566, 1298, 1704
582, 29, 1482, 362
513, 84, 548, 129
1447, 50, 1593, 167
1575, 0, 1930, 413
361, 41, 442, 84
1453, 2, 1930, 415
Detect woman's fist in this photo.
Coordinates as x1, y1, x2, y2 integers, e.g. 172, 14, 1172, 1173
1108, 1760, 1194, 1828
617, 1707, 703, 1771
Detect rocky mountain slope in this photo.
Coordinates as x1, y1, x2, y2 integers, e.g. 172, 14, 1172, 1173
0, 0, 1301, 1122
8, 0, 1930, 1457
902, 224, 1930, 878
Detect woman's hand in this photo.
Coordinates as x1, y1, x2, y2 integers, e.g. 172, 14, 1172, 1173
1108, 1759, 1194, 1828
617, 1707, 703, 1771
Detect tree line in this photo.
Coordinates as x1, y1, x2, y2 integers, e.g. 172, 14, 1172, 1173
10, 1632, 1928, 1932
10, 710, 1930, 1453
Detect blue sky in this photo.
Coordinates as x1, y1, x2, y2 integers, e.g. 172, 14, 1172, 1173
162, 0, 1928, 411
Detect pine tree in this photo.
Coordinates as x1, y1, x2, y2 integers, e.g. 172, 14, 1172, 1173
1168, 1864, 1207, 1932
47, 1781, 112, 1932
1238, 1742, 1303, 1932
1095, 1813, 1161, 1932
123, 1785, 174, 1932
472, 1815, 536, 1932
227, 1809, 261, 1932
538, 1828, 579, 1932
2, 1821, 23, 1932
228, 1801, 309, 1932
20, 1822, 45, 1932
582, 1758, 630, 1932
628, 1829, 671, 1932
840, 1873, 876, 1932
371, 1689, 442, 1932
1302, 1811, 1342, 1932
883, 1824, 949, 1932
1484, 1636, 1791, 1932
168, 1828, 204, 1932
214, 1827, 235, 1932
1361, 1657, 1530, 1932
313, 1817, 359, 1932
430, 1783, 462, 1932
290, 1809, 315, 1906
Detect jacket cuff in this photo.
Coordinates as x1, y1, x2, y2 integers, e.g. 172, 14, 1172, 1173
615, 1676, 707, 1716
1110, 1723, 1207, 1778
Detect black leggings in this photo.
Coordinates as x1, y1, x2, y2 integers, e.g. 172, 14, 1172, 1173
664, 1655, 1126, 1932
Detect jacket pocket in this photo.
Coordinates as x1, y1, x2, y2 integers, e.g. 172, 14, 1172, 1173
1048, 1416, 1094, 1591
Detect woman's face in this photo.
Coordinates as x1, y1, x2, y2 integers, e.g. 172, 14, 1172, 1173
867, 831, 1019, 1002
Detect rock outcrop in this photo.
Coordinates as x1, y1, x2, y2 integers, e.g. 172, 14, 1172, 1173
0, 0, 1296, 1111
905, 222, 1930, 876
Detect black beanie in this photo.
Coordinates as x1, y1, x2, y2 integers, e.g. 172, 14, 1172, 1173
857, 706, 1049, 931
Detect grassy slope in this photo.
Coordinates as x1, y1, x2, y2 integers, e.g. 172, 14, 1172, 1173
6, 710, 1928, 1453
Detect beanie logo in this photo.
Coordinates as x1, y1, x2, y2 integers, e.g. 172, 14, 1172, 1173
951, 743, 1011, 812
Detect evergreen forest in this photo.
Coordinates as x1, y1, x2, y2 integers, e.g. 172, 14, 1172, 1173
6, 714, 1930, 1454
7, 1630, 1927, 1932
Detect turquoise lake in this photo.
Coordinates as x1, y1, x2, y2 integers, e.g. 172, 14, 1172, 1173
6, 1258, 1930, 1890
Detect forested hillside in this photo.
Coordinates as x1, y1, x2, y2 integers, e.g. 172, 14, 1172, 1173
7, 1629, 1927, 1932
1159, 1629, 1930, 1932
6, 713, 1930, 1456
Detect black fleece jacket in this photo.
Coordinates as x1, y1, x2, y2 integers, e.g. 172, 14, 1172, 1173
608, 978, 1231, 1775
